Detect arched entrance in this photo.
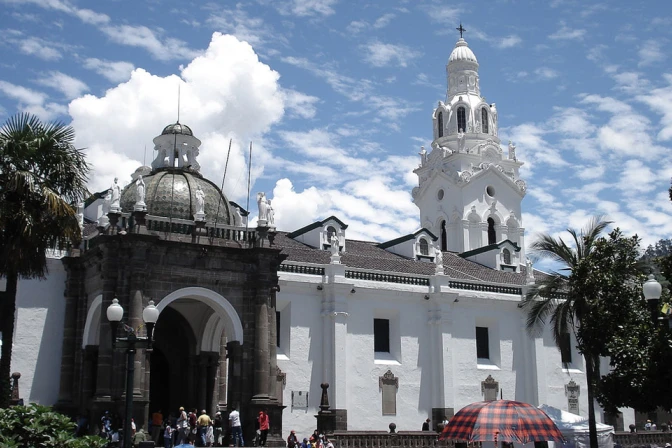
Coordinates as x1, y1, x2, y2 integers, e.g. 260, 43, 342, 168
149, 287, 244, 417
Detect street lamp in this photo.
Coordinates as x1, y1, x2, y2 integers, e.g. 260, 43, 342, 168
106, 298, 159, 448
643, 274, 663, 325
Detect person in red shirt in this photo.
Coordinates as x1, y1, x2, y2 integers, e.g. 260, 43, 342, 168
257, 410, 270, 446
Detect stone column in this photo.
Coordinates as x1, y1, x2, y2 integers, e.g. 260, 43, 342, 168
226, 341, 242, 409
129, 289, 144, 397
218, 334, 228, 409
267, 299, 278, 401
252, 302, 270, 400
198, 354, 208, 410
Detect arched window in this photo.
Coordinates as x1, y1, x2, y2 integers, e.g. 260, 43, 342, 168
457, 107, 466, 133
327, 226, 337, 239
502, 248, 511, 265
419, 238, 429, 256
437, 111, 444, 138
487, 217, 496, 245
441, 221, 447, 251
481, 108, 489, 134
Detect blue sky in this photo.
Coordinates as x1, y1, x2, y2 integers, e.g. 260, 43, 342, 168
1, 0, 672, 254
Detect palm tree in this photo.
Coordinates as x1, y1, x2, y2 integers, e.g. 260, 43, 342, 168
0, 113, 90, 407
521, 216, 611, 448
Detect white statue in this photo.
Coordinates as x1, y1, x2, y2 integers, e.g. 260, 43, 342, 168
457, 128, 466, 153
76, 202, 84, 230
418, 146, 427, 166
109, 177, 121, 212
330, 233, 340, 255
435, 247, 444, 275
135, 175, 146, 207
267, 199, 275, 226
233, 207, 243, 227
257, 192, 269, 222
195, 185, 205, 215
508, 141, 516, 161
490, 103, 498, 134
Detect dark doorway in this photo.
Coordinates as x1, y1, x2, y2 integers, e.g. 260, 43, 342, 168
150, 306, 197, 415
441, 221, 447, 251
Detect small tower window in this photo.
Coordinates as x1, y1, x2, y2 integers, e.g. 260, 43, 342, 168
327, 226, 337, 238
437, 111, 444, 138
481, 108, 489, 134
441, 220, 447, 251
457, 107, 466, 133
487, 217, 496, 245
502, 248, 511, 265
419, 238, 429, 256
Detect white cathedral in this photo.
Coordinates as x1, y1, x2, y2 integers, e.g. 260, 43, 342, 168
8, 36, 631, 438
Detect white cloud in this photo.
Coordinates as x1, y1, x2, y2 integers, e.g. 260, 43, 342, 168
282, 89, 320, 119
534, 67, 559, 79
639, 74, 672, 141
361, 41, 421, 68
100, 25, 196, 61
275, 0, 337, 17
3, 0, 110, 24
207, 5, 276, 47
18, 36, 62, 60
373, 13, 395, 29
0, 80, 65, 121
496, 35, 522, 49
549, 23, 586, 40
638, 40, 666, 67
346, 20, 367, 35
83, 58, 136, 83
36, 71, 89, 99
67, 33, 289, 195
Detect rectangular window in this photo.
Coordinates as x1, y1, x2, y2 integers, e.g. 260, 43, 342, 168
476, 326, 489, 359
374, 318, 390, 353
560, 332, 572, 364
276, 311, 281, 348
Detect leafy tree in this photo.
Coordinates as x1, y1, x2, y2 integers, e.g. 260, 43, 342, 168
0, 403, 107, 447
0, 113, 89, 408
522, 217, 618, 448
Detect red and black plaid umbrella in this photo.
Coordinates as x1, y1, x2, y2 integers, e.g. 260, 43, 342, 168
439, 400, 565, 444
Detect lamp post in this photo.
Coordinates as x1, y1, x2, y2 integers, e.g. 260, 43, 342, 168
643, 274, 663, 325
106, 298, 159, 448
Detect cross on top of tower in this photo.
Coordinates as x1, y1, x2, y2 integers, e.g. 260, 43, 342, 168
456, 23, 466, 38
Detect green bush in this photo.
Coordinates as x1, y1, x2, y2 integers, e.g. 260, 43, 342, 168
0, 403, 108, 448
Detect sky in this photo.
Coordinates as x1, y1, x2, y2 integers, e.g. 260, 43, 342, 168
1, 0, 672, 257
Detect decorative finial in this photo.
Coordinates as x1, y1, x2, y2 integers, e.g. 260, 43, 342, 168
457, 23, 466, 39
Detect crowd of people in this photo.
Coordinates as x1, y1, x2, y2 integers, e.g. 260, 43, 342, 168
286, 429, 334, 448
98, 407, 274, 448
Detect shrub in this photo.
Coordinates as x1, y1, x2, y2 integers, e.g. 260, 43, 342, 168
0, 403, 108, 448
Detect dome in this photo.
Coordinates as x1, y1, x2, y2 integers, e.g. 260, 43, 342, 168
119, 170, 234, 224
448, 38, 478, 64
161, 122, 193, 136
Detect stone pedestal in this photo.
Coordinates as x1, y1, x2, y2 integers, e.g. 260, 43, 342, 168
108, 211, 122, 234
10, 372, 21, 405
192, 219, 207, 243
315, 383, 339, 435
132, 210, 148, 233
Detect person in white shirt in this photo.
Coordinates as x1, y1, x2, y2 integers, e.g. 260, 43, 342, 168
229, 407, 244, 447
177, 406, 189, 444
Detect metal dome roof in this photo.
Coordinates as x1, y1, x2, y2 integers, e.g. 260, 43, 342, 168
119, 170, 234, 224
161, 122, 194, 137
448, 38, 478, 64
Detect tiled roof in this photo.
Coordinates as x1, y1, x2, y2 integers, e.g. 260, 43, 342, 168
272, 232, 536, 286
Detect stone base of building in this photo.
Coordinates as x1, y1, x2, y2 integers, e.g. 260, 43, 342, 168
333, 409, 347, 431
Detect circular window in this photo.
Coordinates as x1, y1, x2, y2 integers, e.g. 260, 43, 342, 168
437, 189, 445, 200
486, 185, 496, 197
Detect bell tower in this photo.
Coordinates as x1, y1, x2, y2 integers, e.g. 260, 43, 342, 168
412, 27, 527, 263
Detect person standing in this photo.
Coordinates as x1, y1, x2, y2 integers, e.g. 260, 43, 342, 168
214, 411, 223, 447
286, 430, 298, 448
164, 423, 174, 448
229, 406, 244, 447
177, 407, 189, 445
152, 409, 164, 444
257, 411, 269, 447
422, 418, 430, 431
197, 410, 212, 447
